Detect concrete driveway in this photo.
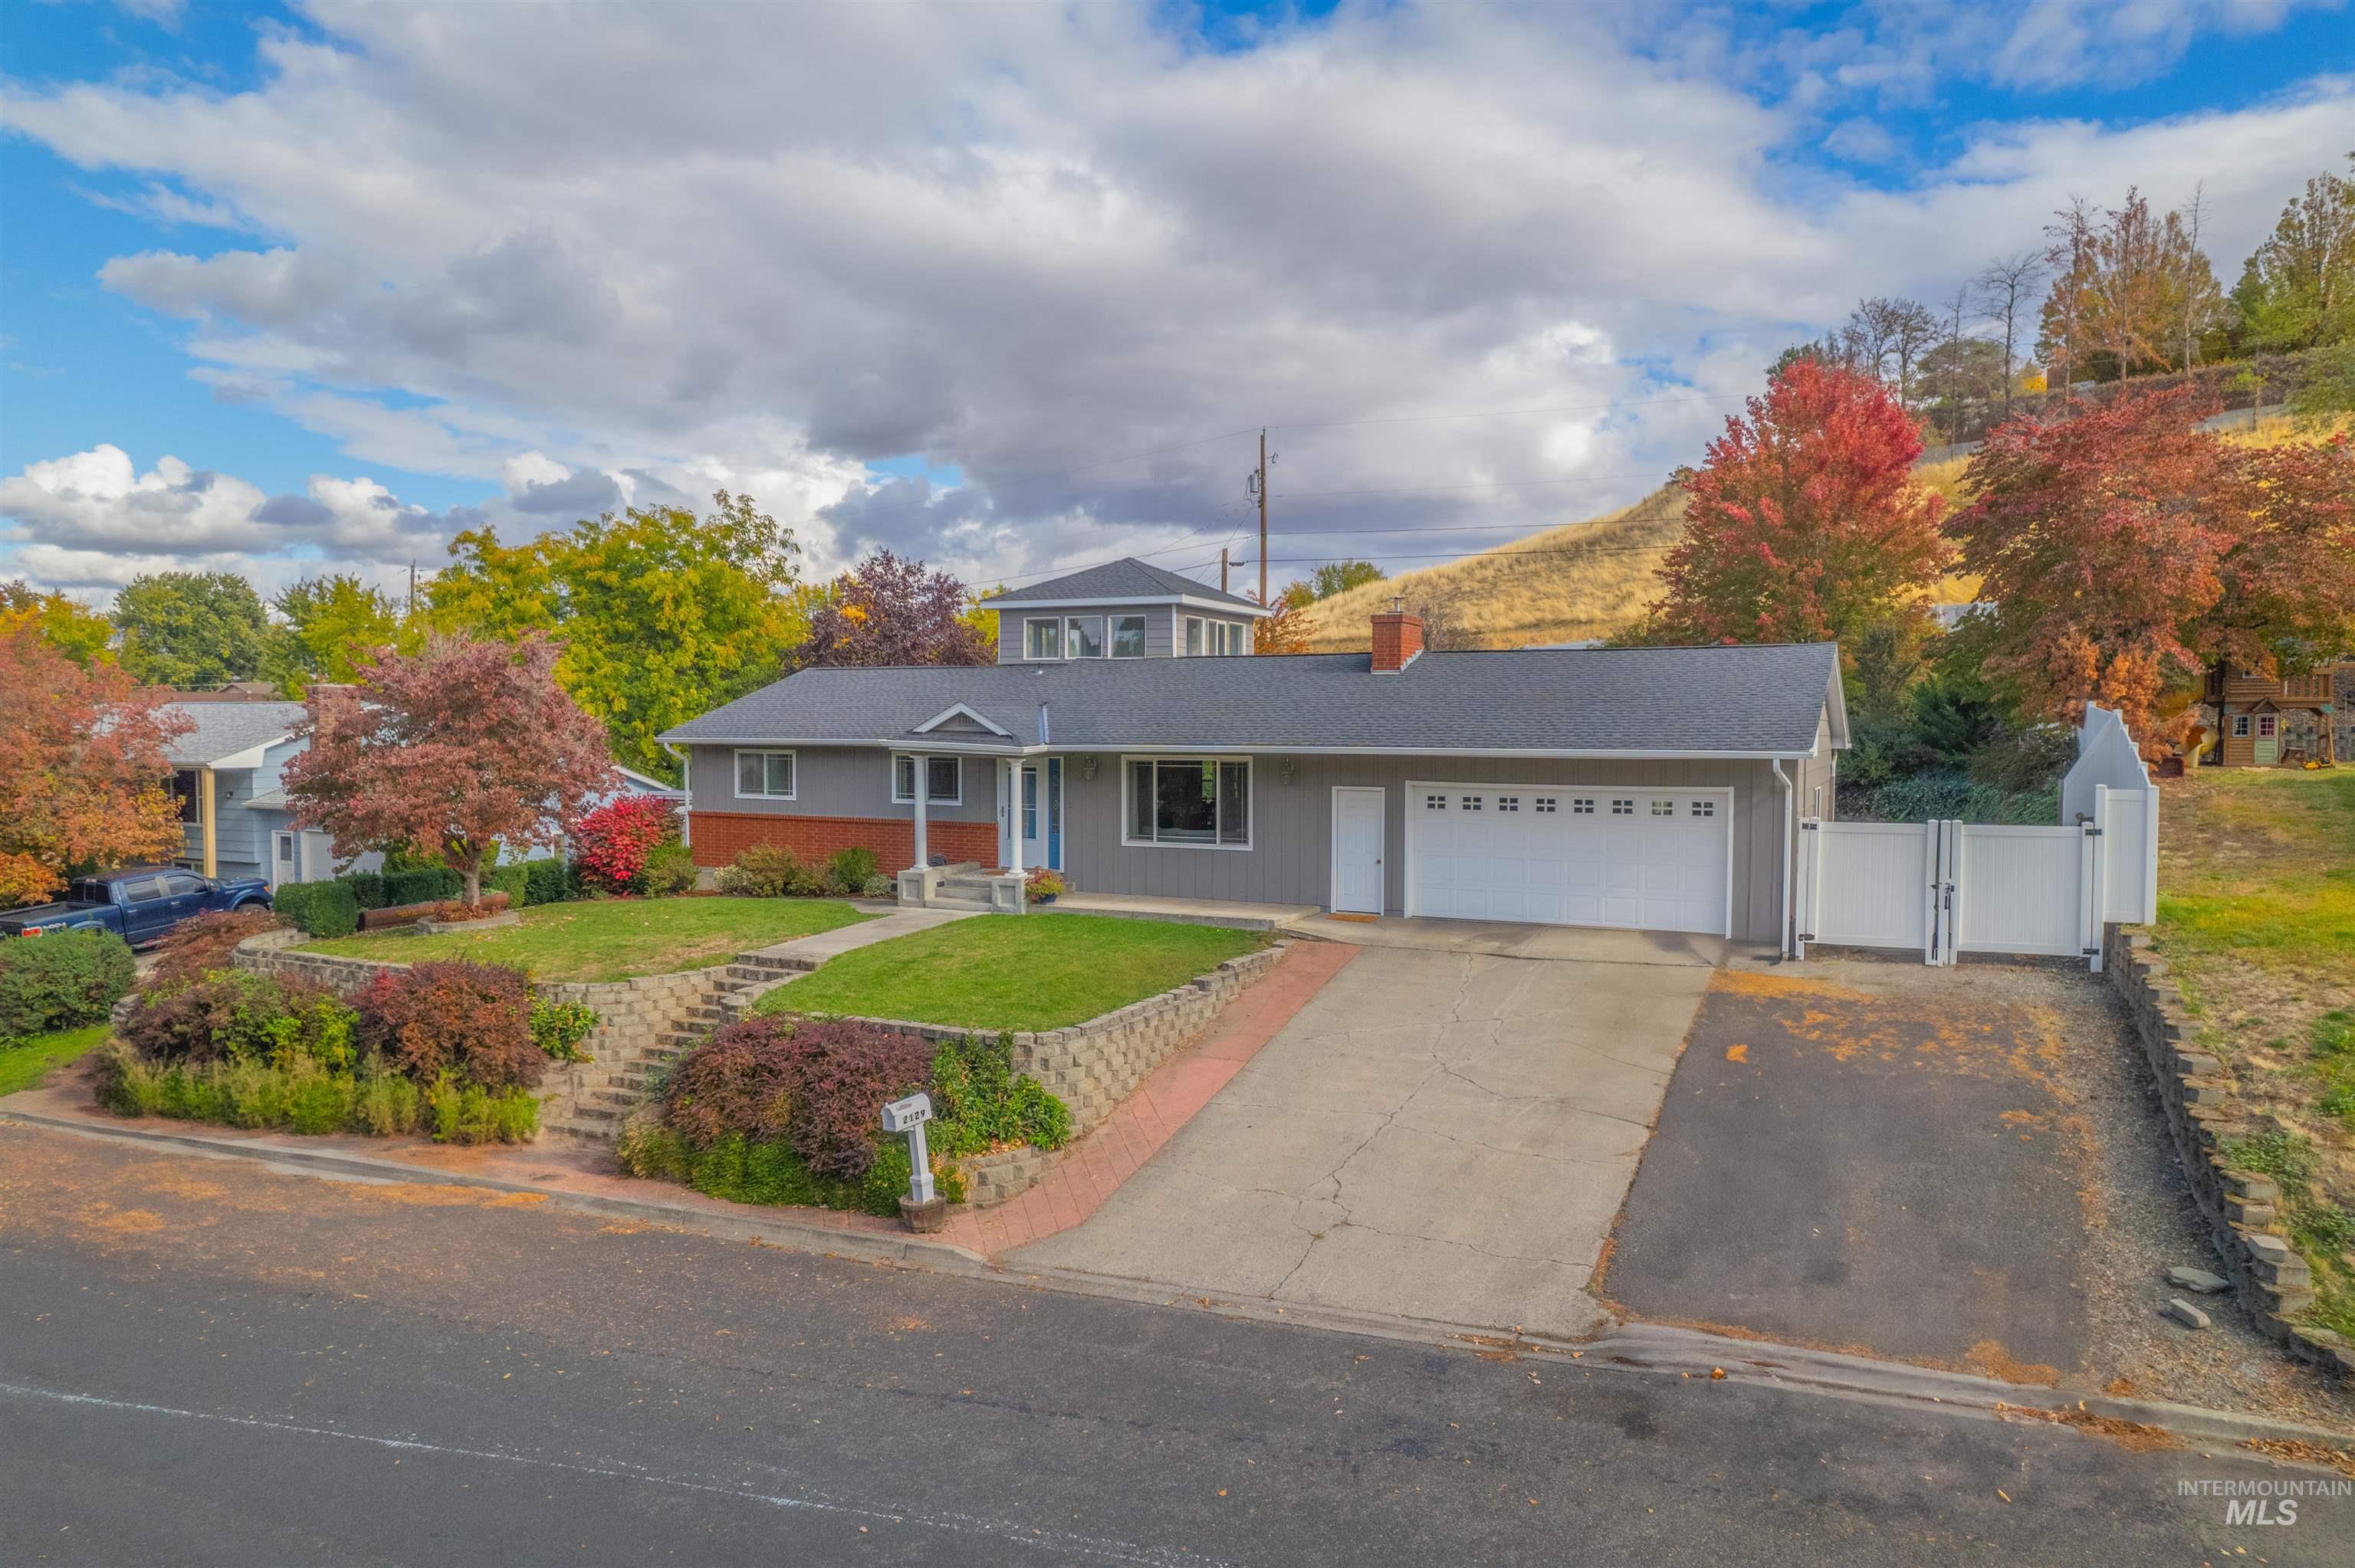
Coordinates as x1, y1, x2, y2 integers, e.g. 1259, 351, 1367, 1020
1009, 928, 1716, 1337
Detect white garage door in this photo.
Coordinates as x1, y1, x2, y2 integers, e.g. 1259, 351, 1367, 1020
1406, 783, 1731, 935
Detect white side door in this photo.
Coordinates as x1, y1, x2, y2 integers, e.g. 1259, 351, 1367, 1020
1331, 787, 1384, 914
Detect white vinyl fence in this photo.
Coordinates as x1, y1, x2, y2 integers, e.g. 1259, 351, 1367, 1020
1797, 706, 2159, 969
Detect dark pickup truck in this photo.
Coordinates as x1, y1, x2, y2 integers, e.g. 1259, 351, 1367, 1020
1, 866, 273, 947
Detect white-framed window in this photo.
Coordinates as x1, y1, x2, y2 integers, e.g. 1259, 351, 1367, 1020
734, 749, 796, 799
274, 832, 297, 867
1111, 614, 1148, 658
1066, 615, 1107, 659
1425, 792, 1448, 810
1024, 618, 1063, 660
1535, 796, 1558, 813
1460, 795, 1483, 811
1125, 758, 1250, 848
1497, 795, 1520, 812
1650, 799, 1673, 817
1570, 797, 1593, 814
1183, 616, 1242, 656
892, 755, 962, 805
1611, 799, 1634, 815
2232, 714, 2251, 737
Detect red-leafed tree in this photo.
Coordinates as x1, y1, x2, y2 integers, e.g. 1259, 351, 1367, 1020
284, 634, 617, 905
1950, 388, 2355, 750
0, 618, 189, 905
1639, 359, 1951, 651
790, 551, 991, 669
573, 795, 678, 894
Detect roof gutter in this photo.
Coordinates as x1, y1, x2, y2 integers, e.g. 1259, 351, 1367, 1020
1772, 759, 1795, 959
657, 737, 1822, 761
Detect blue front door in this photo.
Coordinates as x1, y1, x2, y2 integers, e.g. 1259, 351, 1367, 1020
1047, 758, 1063, 871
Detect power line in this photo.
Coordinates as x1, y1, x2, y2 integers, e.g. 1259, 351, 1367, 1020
1233, 543, 1674, 568
1265, 389, 1737, 435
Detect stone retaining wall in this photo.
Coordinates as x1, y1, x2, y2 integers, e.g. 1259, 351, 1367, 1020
2104, 923, 2353, 1377
841, 941, 1289, 1206
228, 930, 721, 1138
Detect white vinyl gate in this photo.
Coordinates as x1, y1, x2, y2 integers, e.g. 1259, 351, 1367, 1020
1797, 782, 2157, 969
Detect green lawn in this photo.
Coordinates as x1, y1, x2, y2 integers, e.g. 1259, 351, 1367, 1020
0, 1024, 112, 1097
753, 914, 1261, 1032
299, 897, 876, 983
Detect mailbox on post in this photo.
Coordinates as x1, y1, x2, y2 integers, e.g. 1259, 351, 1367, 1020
881, 1091, 935, 1206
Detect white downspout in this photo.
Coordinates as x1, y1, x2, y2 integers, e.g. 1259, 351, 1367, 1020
663, 743, 693, 848
1771, 759, 1794, 959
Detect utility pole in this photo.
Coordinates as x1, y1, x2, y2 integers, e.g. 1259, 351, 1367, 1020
407, 561, 417, 620
1256, 428, 1268, 606
1220, 547, 1229, 595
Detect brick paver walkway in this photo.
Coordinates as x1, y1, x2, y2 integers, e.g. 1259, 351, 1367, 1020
941, 939, 1359, 1255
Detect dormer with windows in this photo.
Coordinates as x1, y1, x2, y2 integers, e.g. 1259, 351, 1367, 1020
980, 558, 1270, 664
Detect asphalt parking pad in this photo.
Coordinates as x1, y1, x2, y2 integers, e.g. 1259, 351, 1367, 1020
1602, 967, 2091, 1379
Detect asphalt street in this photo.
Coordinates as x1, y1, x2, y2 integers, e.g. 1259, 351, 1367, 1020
2, 1125, 2347, 1566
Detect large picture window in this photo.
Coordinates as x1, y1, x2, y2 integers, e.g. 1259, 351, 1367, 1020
1065, 615, 1106, 659
734, 750, 796, 799
1111, 614, 1147, 658
892, 755, 962, 804
1184, 617, 1243, 656
1125, 759, 1250, 848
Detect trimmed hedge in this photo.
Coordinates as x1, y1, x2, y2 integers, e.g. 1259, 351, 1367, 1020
524, 858, 583, 907
484, 864, 528, 905
336, 867, 465, 909
0, 929, 136, 1042
641, 841, 698, 897
275, 878, 361, 939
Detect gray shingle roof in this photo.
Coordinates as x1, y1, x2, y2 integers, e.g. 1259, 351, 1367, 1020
980, 557, 1266, 612
163, 701, 307, 766
660, 644, 1842, 756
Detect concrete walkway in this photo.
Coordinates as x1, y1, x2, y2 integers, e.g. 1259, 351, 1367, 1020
756, 904, 977, 966
1040, 891, 1317, 931
1009, 943, 1715, 1337
1281, 913, 1741, 967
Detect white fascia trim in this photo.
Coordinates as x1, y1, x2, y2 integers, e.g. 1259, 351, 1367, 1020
1821, 665, 1853, 750
202, 736, 293, 771
983, 592, 1272, 618
911, 702, 1013, 738
668, 739, 1818, 760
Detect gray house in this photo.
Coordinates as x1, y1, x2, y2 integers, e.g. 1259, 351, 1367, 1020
163, 699, 368, 888
659, 558, 1847, 948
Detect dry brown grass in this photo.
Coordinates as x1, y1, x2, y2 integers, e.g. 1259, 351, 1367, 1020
1296, 484, 1684, 651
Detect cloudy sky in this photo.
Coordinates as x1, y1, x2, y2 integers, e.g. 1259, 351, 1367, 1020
3, 0, 2350, 605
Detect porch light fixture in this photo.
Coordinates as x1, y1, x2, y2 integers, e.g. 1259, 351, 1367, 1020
1080, 756, 1099, 782
1279, 759, 1297, 786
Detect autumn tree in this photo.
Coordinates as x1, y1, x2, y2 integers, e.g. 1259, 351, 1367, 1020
1636, 360, 1950, 654
2232, 153, 2354, 353
112, 570, 271, 688
1, 580, 113, 666
2040, 188, 2222, 382
1, 618, 188, 905
1949, 388, 2355, 750
1309, 560, 1385, 600
791, 550, 991, 668
429, 490, 803, 779
284, 635, 617, 906
1975, 251, 2045, 420
1251, 583, 1314, 654
262, 573, 415, 694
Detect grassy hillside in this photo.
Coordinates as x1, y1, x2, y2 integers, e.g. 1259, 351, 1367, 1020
1296, 484, 1683, 651
1294, 411, 2344, 654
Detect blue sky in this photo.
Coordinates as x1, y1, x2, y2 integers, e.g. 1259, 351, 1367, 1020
2, 0, 2348, 597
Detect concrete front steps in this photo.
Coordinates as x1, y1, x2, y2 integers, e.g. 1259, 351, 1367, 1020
540, 910, 980, 1146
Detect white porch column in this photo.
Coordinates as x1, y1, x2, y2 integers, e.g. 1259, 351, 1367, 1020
910, 754, 928, 871
1004, 757, 1023, 876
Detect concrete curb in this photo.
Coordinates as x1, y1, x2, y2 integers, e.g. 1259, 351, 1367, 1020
9, 1104, 2348, 1452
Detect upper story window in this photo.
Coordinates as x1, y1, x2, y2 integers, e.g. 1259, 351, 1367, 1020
735, 749, 796, 799
1066, 615, 1107, 659
1112, 614, 1147, 658
1024, 618, 1062, 660
1184, 616, 1242, 656
892, 755, 962, 805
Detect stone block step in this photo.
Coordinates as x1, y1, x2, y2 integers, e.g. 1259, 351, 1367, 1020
928, 895, 994, 912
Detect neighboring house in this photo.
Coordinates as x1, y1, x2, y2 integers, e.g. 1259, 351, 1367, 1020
162, 699, 377, 889
658, 558, 1848, 946
163, 694, 682, 885
2203, 664, 2344, 766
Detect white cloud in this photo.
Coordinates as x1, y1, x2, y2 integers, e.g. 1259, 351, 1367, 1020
5, 2, 2350, 596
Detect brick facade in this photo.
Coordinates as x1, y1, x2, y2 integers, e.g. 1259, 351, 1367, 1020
688, 810, 1000, 870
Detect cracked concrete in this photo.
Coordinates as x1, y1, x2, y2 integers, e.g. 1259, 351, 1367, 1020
1007, 943, 1712, 1337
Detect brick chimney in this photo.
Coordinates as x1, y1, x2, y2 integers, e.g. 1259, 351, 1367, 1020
1370, 599, 1424, 674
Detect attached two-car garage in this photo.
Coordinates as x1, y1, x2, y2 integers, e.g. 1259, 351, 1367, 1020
1404, 781, 1733, 937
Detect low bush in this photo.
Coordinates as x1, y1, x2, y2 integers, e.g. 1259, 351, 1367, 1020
356, 960, 545, 1091
928, 1032, 1072, 1156
0, 927, 136, 1042
148, 907, 284, 992
861, 874, 897, 899
576, 796, 678, 894
615, 1121, 959, 1214
530, 996, 598, 1062
715, 843, 800, 897
95, 1043, 530, 1143
424, 1074, 540, 1143
382, 867, 465, 907
274, 878, 361, 939
484, 864, 529, 906
338, 870, 388, 910
642, 841, 699, 897
826, 847, 879, 894
662, 1016, 799, 1147
118, 969, 358, 1071
523, 858, 583, 907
